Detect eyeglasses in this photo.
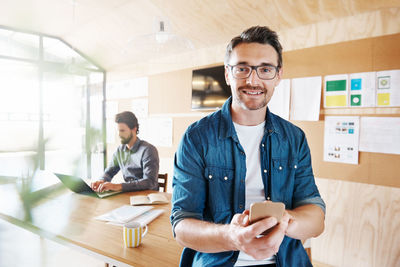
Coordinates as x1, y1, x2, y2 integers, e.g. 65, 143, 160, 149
227, 64, 279, 80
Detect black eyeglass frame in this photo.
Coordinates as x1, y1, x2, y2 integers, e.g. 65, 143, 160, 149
227, 64, 279, 80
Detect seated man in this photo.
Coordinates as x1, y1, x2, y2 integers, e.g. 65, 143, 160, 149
91, 111, 159, 192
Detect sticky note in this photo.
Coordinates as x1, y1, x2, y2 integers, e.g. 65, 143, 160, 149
378, 76, 390, 89
351, 78, 362, 90
377, 93, 390, 106
325, 95, 347, 107
351, 95, 361, 106
326, 80, 347, 91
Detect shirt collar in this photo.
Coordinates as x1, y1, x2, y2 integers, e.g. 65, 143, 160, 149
218, 97, 278, 140
122, 137, 141, 152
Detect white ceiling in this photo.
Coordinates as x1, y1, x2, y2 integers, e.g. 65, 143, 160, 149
1, 0, 399, 72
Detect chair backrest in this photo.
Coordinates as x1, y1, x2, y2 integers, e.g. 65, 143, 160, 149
158, 173, 168, 192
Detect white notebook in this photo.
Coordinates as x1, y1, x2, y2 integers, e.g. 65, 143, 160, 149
134, 209, 165, 226
95, 205, 153, 224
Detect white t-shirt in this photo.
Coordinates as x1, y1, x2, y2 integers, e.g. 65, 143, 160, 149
233, 121, 275, 266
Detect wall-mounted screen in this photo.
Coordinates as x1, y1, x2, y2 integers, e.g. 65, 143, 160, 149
191, 65, 231, 110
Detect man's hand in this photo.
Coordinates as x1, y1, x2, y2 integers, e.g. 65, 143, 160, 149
90, 180, 104, 191
174, 211, 292, 257
91, 181, 122, 192
228, 210, 292, 260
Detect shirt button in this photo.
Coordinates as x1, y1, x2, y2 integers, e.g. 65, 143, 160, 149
208, 175, 212, 179
224, 176, 228, 180
294, 165, 297, 169
279, 166, 283, 170
240, 152, 245, 155
261, 143, 265, 147
264, 169, 267, 173
239, 205, 243, 209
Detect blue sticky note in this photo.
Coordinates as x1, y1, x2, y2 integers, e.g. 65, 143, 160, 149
351, 78, 362, 90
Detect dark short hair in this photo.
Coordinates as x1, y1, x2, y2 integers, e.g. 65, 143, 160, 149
115, 111, 139, 133
224, 26, 283, 69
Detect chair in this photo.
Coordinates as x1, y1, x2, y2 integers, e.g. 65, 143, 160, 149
158, 173, 168, 192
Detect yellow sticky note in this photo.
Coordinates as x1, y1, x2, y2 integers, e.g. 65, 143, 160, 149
325, 95, 347, 107
377, 93, 390, 106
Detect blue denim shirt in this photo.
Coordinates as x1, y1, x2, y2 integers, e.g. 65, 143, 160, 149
171, 97, 325, 267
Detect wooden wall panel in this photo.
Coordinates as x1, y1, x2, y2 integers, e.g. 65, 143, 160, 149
283, 33, 400, 78
313, 178, 400, 267
293, 121, 400, 188
148, 69, 193, 114
142, 34, 400, 189
283, 33, 400, 188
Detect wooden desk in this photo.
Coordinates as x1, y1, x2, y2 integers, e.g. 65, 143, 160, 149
0, 184, 183, 266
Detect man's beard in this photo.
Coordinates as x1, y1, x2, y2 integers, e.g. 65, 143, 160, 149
120, 133, 133, 144
235, 85, 268, 110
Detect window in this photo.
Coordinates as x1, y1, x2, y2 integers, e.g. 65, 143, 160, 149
0, 26, 105, 179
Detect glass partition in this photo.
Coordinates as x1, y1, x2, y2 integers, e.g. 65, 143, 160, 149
43, 37, 99, 70
0, 26, 105, 180
0, 28, 39, 60
0, 59, 39, 177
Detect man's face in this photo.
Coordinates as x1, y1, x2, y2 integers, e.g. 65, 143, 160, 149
225, 42, 282, 111
117, 123, 135, 144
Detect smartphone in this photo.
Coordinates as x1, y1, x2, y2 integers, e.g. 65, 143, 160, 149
249, 200, 285, 224
249, 201, 285, 235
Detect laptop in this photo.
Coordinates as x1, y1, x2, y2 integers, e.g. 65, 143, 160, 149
54, 173, 121, 198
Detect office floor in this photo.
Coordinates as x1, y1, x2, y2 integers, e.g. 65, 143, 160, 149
0, 219, 104, 267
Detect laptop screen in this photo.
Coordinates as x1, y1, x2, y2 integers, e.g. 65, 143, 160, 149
54, 173, 93, 194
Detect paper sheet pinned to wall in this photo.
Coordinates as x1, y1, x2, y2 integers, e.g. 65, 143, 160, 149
376, 70, 400, 107
324, 116, 360, 164
107, 77, 148, 99
140, 117, 173, 147
131, 98, 148, 117
290, 76, 321, 121
349, 72, 376, 107
324, 74, 348, 108
268, 79, 290, 120
359, 117, 400, 155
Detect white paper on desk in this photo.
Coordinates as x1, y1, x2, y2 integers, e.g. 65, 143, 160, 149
359, 117, 400, 154
268, 79, 290, 120
376, 70, 400, 107
94, 205, 153, 224
323, 116, 360, 164
290, 76, 321, 121
107, 209, 165, 227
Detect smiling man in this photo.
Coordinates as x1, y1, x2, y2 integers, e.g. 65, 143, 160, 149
91, 111, 159, 193
171, 26, 325, 267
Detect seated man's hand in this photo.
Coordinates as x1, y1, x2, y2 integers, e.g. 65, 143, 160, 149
96, 182, 122, 192
228, 210, 291, 260
90, 180, 104, 191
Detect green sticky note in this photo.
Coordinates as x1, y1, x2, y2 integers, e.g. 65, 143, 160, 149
351, 95, 361, 106
326, 80, 347, 91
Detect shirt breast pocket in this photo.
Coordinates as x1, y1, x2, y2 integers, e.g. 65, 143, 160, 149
205, 166, 234, 215
272, 159, 298, 206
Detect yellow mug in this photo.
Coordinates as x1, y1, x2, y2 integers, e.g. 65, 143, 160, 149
123, 222, 148, 248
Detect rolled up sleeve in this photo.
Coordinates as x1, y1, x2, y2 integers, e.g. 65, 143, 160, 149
171, 130, 207, 235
